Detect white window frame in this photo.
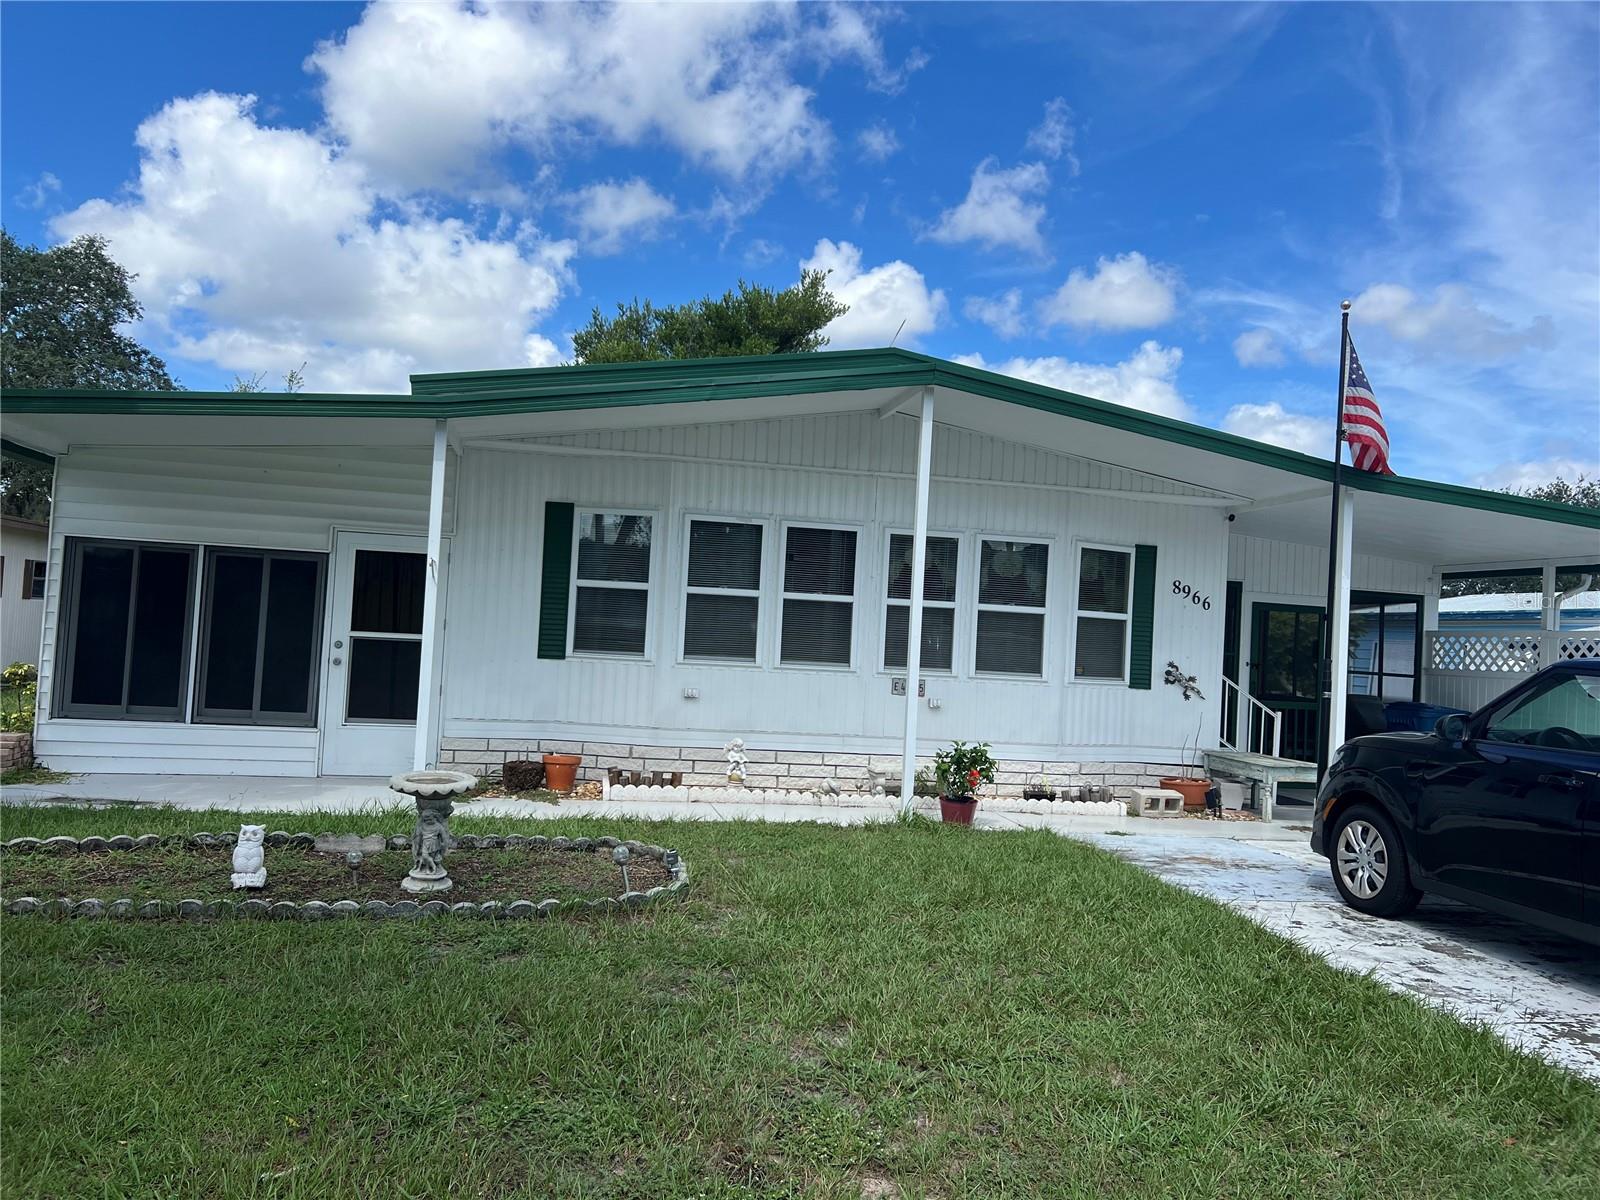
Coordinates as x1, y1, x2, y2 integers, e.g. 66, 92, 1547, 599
879, 528, 962, 676
971, 534, 1053, 680
568, 508, 659, 660
776, 519, 862, 671
1070, 540, 1135, 685
678, 513, 769, 667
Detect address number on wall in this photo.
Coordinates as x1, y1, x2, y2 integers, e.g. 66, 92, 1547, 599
1172, 580, 1212, 610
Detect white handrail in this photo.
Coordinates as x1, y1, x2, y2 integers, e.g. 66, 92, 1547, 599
1220, 675, 1282, 758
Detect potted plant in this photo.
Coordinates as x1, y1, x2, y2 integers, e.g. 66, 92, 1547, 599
1158, 661, 1212, 811
541, 751, 582, 792
933, 740, 997, 825
1022, 772, 1056, 802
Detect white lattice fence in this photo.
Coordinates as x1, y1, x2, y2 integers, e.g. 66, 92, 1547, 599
1557, 634, 1600, 661
1427, 632, 1544, 674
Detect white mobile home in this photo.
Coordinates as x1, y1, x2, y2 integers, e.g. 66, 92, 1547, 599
0, 514, 49, 668
3, 350, 1595, 807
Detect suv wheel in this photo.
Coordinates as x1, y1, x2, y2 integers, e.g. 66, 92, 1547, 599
1329, 805, 1421, 918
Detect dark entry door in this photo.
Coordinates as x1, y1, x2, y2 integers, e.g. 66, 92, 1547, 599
1249, 602, 1326, 763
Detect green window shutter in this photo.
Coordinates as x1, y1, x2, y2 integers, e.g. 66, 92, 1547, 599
538, 501, 575, 660
1129, 544, 1157, 689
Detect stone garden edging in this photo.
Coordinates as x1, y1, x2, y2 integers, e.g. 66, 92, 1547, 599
600, 780, 1127, 817
0, 831, 690, 921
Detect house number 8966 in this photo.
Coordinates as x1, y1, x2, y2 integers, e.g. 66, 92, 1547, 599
1172, 580, 1211, 610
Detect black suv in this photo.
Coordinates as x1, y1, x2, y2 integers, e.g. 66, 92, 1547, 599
1312, 660, 1599, 945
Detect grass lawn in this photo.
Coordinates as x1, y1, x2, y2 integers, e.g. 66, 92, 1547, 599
3, 805, 1597, 1199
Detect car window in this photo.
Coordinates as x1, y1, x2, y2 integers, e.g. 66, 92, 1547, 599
1481, 673, 1600, 751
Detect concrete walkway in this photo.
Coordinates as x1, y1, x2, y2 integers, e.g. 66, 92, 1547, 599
4, 773, 1594, 1083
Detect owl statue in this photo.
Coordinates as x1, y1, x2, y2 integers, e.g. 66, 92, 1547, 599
231, 824, 267, 889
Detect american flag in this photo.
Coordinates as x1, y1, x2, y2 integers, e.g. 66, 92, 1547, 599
1342, 335, 1394, 474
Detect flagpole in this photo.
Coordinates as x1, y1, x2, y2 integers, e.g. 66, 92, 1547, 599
1316, 299, 1353, 780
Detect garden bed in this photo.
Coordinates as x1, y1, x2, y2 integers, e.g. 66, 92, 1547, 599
0, 832, 683, 919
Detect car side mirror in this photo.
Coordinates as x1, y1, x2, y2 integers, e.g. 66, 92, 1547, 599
1435, 713, 1468, 743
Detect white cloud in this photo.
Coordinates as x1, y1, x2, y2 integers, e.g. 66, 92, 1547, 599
801, 238, 946, 349
15, 171, 61, 210
307, 3, 917, 192
51, 93, 573, 393
1470, 456, 1599, 494
954, 342, 1189, 420
1025, 97, 1078, 174
1040, 251, 1180, 331
856, 122, 900, 162
742, 237, 784, 267
1232, 327, 1285, 367
563, 178, 675, 254
1221, 402, 1327, 455
925, 158, 1050, 254
1352, 282, 1553, 360
963, 289, 1025, 339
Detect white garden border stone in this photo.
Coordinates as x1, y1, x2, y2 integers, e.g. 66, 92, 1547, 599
599, 779, 1125, 817
0, 832, 690, 920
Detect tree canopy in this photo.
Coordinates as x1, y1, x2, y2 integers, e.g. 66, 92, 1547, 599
1, 230, 178, 518
571, 269, 847, 364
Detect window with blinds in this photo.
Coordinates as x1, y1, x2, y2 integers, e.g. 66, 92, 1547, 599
1075, 544, 1132, 680
975, 539, 1048, 675
884, 533, 959, 671
780, 525, 857, 666
683, 519, 763, 662
572, 511, 653, 656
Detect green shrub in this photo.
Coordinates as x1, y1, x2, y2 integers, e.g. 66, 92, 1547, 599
0, 664, 38, 733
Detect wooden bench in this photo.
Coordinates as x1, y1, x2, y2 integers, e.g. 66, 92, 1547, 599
1201, 750, 1319, 821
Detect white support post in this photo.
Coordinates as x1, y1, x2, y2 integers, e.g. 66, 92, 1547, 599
1539, 563, 1559, 666
413, 420, 449, 770
1326, 489, 1356, 759
899, 386, 935, 816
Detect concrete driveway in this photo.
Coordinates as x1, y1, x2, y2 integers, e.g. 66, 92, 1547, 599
1074, 828, 1600, 1084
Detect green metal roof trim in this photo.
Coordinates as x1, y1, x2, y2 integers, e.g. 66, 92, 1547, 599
4, 348, 1596, 531
1, 437, 56, 467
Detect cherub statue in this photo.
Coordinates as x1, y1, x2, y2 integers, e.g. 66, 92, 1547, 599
412, 808, 450, 878
865, 767, 888, 796
724, 737, 749, 784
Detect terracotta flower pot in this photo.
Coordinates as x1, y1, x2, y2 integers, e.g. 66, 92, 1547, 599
939, 795, 978, 825
1160, 776, 1211, 811
542, 753, 582, 792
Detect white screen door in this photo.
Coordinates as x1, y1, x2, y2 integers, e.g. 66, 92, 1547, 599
320, 531, 433, 776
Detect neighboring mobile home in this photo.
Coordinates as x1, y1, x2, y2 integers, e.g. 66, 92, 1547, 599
2, 350, 1595, 801
0, 514, 49, 668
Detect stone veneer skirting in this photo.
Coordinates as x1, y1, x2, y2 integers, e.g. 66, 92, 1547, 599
437, 737, 1190, 797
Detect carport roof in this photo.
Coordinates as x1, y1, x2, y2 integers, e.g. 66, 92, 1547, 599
4, 347, 1596, 561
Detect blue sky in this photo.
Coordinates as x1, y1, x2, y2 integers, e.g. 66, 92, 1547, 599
4, 2, 1596, 489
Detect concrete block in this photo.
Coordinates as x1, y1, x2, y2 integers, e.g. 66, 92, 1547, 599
488, 738, 538, 752
1130, 787, 1186, 818
822, 753, 870, 767
539, 740, 585, 755
439, 737, 489, 751
582, 742, 632, 757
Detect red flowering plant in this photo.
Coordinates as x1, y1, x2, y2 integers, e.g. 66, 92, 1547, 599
932, 741, 997, 800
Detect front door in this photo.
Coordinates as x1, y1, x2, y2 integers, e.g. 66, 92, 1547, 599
320, 532, 430, 777
1249, 602, 1325, 762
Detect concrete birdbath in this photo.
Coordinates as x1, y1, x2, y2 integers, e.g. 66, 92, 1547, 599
389, 770, 478, 894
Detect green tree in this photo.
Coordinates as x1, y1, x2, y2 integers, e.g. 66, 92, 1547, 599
1, 231, 178, 518
571, 269, 847, 364
1516, 475, 1599, 509
231, 364, 306, 393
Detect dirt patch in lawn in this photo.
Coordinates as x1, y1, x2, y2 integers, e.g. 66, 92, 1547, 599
0, 845, 672, 905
